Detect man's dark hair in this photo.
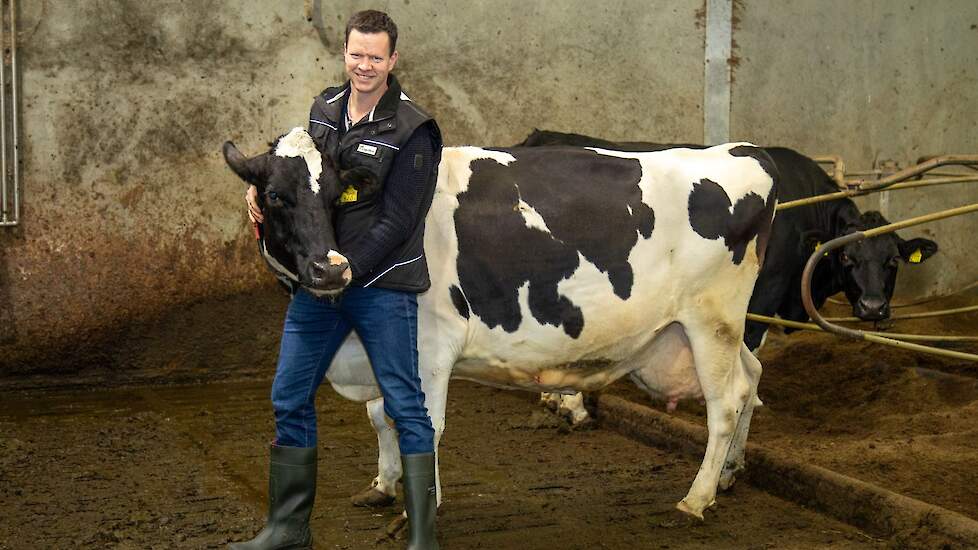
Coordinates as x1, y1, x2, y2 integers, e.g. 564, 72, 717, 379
345, 10, 398, 55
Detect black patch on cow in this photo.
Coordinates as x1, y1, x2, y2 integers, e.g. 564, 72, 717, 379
449, 285, 469, 319
729, 145, 778, 181
688, 178, 772, 265
453, 148, 653, 338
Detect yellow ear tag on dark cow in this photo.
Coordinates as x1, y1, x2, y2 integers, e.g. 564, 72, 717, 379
339, 185, 358, 204
909, 249, 923, 264
816, 241, 828, 257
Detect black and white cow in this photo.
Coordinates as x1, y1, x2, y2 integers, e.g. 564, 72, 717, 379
519, 129, 939, 422
224, 127, 778, 519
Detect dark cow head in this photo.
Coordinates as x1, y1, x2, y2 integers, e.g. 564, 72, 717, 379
223, 128, 376, 297
807, 210, 938, 320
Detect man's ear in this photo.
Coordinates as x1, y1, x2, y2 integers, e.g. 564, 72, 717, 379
339, 166, 381, 196
223, 142, 268, 188
898, 237, 938, 264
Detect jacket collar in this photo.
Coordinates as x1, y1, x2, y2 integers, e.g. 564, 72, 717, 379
319, 74, 403, 124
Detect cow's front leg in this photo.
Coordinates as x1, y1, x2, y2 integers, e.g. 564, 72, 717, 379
351, 397, 400, 507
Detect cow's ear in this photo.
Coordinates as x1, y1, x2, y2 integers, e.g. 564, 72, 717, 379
339, 166, 381, 196
898, 237, 938, 264
223, 141, 268, 189
799, 229, 831, 254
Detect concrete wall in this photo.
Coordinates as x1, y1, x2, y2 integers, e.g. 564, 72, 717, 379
731, 0, 978, 299
1, 0, 975, 368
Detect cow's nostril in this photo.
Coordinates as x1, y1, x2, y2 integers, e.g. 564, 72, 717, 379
310, 260, 330, 280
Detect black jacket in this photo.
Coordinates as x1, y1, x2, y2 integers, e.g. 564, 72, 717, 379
308, 75, 443, 293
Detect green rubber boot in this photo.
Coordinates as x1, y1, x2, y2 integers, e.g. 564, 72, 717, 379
401, 452, 439, 550
229, 444, 317, 550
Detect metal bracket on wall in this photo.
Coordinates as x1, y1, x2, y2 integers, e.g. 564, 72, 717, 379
0, 0, 19, 227
704, 0, 732, 146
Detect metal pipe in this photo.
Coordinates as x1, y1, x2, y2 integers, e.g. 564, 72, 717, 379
746, 313, 978, 342
11, 0, 19, 225
850, 155, 978, 191
860, 203, 978, 238
824, 304, 978, 323
826, 279, 978, 308
777, 175, 978, 211
0, 0, 17, 227
0, 0, 7, 225
811, 155, 846, 188
800, 203, 978, 362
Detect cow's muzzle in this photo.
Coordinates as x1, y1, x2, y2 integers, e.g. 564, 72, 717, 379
853, 296, 890, 321
306, 250, 352, 295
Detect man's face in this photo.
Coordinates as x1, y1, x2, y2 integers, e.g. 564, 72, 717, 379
344, 29, 398, 95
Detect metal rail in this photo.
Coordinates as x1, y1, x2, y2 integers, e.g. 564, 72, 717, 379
799, 203, 978, 362
777, 175, 978, 211
747, 313, 978, 343
824, 304, 978, 323
850, 155, 978, 191
0, 0, 19, 227
811, 155, 846, 188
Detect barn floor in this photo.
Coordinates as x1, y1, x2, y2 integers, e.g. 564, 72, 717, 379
1, 286, 975, 549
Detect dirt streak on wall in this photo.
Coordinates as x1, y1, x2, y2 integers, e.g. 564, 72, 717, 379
1, 0, 705, 373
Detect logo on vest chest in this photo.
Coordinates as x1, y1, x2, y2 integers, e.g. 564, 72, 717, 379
356, 143, 379, 157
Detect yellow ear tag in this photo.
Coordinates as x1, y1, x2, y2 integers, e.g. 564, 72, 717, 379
339, 185, 358, 204
909, 249, 923, 264
816, 241, 828, 257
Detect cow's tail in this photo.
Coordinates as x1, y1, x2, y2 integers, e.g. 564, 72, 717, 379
753, 150, 779, 268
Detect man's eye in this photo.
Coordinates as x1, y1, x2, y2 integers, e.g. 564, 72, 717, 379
372, 57, 382, 63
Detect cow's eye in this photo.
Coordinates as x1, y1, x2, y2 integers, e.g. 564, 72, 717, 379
267, 191, 279, 202
839, 251, 852, 265
887, 256, 899, 268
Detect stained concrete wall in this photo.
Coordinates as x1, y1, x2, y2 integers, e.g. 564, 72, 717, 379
0, 0, 975, 369
731, 0, 978, 298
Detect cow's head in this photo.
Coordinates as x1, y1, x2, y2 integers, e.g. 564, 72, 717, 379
223, 128, 377, 297
809, 210, 938, 320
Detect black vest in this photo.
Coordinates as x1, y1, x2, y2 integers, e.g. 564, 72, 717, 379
308, 75, 442, 293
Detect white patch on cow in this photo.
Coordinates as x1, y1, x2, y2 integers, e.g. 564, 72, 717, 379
275, 127, 322, 194
438, 147, 515, 196
327, 250, 348, 266
516, 197, 552, 234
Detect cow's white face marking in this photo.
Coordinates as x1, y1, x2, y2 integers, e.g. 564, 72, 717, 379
275, 127, 323, 194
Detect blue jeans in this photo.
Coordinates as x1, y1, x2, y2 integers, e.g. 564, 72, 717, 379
271, 286, 434, 454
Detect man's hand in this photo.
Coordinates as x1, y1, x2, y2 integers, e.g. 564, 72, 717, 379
245, 185, 264, 224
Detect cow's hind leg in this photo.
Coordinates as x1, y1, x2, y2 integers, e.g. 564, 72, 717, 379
678, 320, 752, 519
351, 397, 401, 507
717, 343, 762, 491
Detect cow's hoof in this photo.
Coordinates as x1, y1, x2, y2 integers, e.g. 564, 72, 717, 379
675, 499, 706, 520
350, 486, 396, 508
569, 416, 596, 431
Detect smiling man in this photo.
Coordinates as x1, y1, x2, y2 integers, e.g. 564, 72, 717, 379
236, 10, 442, 550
